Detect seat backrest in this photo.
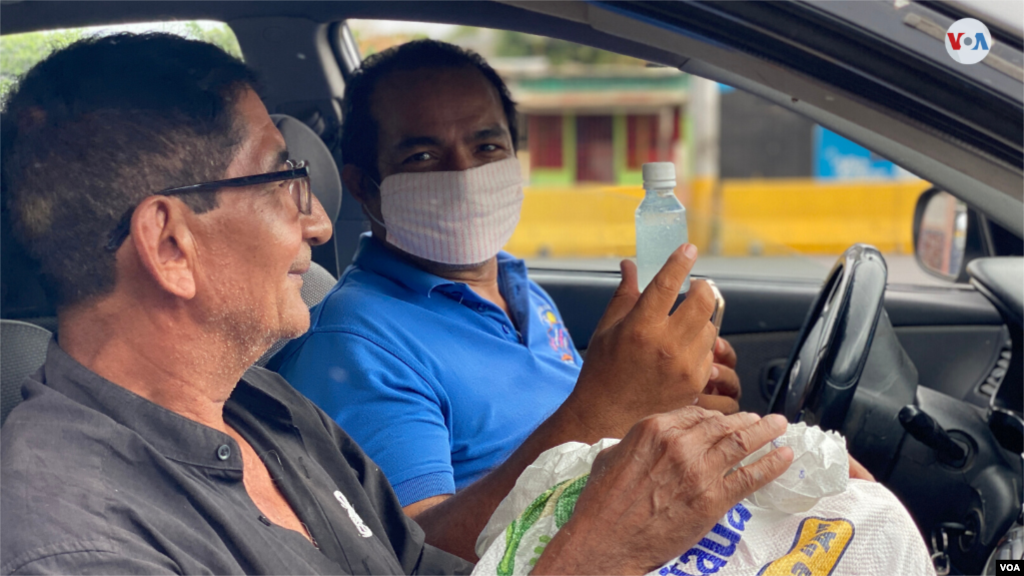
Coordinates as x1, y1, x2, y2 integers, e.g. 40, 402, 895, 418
255, 260, 336, 367
1, 319, 52, 426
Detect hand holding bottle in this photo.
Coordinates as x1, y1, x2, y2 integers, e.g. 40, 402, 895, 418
563, 243, 720, 440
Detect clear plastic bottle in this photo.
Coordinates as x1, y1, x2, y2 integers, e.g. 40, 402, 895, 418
635, 162, 690, 293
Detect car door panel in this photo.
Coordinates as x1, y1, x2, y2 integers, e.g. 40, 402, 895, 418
532, 270, 1007, 416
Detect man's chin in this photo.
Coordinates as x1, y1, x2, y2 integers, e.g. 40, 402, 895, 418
278, 305, 311, 340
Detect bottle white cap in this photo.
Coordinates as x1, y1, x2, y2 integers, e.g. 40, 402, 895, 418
642, 162, 676, 188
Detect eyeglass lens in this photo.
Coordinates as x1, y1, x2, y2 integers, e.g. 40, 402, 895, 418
290, 176, 312, 215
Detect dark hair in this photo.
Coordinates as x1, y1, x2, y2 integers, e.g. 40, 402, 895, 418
340, 39, 518, 182
1, 33, 258, 310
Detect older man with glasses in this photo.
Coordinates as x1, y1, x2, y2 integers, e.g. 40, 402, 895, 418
1, 33, 792, 575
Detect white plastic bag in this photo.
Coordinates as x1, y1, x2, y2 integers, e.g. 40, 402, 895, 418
474, 427, 935, 576
740, 422, 849, 514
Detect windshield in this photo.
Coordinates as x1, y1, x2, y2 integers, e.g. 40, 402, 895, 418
348, 20, 946, 286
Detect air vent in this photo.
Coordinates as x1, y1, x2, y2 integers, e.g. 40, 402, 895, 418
977, 338, 1012, 397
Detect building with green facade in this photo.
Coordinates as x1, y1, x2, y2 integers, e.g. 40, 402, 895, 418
493, 61, 689, 187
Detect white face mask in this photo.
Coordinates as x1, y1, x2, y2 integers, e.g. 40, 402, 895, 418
370, 157, 524, 266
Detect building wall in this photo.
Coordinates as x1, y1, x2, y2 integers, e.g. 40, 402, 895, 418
525, 109, 684, 186
719, 89, 815, 179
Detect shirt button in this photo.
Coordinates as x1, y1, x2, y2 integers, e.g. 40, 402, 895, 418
217, 444, 231, 461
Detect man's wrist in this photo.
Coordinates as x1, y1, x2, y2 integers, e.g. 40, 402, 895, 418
528, 515, 643, 576
555, 390, 617, 444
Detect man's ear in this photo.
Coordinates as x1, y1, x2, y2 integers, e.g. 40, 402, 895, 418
128, 196, 197, 300
342, 164, 385, 232
342, 164, 375, 207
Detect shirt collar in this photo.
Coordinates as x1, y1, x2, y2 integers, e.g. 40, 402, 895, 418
351, 233, 528, 298
37, 339, 293, 470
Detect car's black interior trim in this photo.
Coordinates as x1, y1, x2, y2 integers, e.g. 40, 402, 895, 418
967, 257, 1024, 327
918, 0, 1024, 52
532, 270, 1004, 342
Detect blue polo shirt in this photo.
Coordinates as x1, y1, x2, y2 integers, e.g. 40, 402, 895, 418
271, 235, 582, 507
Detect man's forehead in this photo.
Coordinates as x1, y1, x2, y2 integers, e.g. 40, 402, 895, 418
227, 89, 288, 176
371, 66, 506, 141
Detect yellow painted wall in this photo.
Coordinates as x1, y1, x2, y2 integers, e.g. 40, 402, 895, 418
505, 178, 931, 258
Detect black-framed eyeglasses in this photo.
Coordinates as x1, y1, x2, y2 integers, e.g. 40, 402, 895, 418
105, 159, 312, 252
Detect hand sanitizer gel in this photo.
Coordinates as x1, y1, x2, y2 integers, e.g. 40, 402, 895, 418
636, 162, 690, 293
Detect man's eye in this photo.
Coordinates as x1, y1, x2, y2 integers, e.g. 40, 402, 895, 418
404, 152, 433, 164
480, 144, 501, 152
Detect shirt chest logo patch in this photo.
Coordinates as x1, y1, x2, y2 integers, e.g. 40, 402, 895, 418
537, 305, 575, 363
334, 490, 373, 538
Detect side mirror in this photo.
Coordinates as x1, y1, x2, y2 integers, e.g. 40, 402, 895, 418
912, 188, 988, 283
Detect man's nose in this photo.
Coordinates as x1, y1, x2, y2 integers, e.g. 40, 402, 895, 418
441, 146, 478, 172
303, 194, 333, 246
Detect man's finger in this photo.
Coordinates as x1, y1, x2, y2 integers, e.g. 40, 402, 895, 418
707, 364, 741, 401
709, 413, 788, 470
634, 244, 698, 321
849, 455, 875, 481
658, 405, 717, 433
695, 393, 740, 415
722, 445, 793, 503
594, 259, 642, 333
668, 279, 717, 339
689, 411, 760, 450
714, 338, 738, 370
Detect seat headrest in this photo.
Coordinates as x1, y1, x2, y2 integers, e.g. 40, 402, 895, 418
271, 114, 342, 223
1, 319, 52, 426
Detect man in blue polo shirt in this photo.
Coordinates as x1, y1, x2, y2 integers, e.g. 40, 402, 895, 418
272, 41, 741, 556
275, 231, 581, 499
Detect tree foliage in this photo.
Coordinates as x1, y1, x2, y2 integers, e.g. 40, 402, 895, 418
181, 22, 243, 59
1, 29, 85, 101
0, 22, 242, 104
493, 30, 643, 66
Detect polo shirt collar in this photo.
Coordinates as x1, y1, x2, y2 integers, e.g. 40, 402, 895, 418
352, 233, 528, 299
37, 339, 292, 470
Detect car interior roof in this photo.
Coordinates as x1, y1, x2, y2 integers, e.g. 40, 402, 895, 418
0, 0, 645, 53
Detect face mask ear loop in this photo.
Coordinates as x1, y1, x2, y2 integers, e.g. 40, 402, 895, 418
365, 176, 387, 230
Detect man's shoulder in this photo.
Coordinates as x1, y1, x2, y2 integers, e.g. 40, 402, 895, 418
0, 383, 164, 574
241, 365, 331, 420
2, 379, 146, 488
2, 378, 117, 454
312, 264, 425, 330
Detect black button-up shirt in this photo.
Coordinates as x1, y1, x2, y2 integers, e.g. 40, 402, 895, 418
1, 341, 473, 575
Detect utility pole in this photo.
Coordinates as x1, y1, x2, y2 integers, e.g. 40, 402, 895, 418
688, 76, 722, 255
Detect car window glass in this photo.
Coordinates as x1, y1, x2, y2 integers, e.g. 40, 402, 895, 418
347, 21, 948, 286
1, 21, 242, 104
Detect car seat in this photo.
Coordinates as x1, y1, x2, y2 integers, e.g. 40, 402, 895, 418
0, 320, 52, 426
0, 114, 344, 420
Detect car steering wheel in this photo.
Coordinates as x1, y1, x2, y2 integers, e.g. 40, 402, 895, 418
768, 244, 888, 430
